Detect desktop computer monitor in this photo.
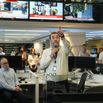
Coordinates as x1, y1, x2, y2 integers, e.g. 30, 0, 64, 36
0, 56, 22, 71
68, 56, 96, 71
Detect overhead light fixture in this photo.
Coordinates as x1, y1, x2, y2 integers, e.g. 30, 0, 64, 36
7, 0, 18, 1
5, 29, 49, 33
5, 33, 41, 36
4, 35, 37, 38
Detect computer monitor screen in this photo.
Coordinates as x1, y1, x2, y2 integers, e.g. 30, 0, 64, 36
29, 1, 63, 20
0, 56, 22, 71
0, 1, 28, 19
68, 56, 96, 71
64, 3, 94, 22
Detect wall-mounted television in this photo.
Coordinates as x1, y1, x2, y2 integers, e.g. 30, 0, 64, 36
66, 0, 93, 3
64, 3, 94, 22
93, 3, 103, 23
0, 0, 28, 19
29, 1, 63, 21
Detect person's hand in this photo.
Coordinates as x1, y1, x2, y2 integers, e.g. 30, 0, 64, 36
51, 48, 59, 58
15, 85, 22, 92
58, 31, 64, 38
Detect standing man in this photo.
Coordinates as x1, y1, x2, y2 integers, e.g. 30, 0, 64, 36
79, 44, 90, 57
0, 47, 5, 55
0, 57, 28, 103
40, 31, 71, 94
99, 50, 103, 64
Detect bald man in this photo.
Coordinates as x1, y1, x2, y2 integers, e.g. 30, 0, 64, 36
0, 57, 29, 103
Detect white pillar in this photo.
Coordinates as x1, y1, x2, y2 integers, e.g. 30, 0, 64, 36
65, 32, 86, 56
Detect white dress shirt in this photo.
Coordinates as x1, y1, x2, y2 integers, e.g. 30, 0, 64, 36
40, 38, 71, 82
0, 68, 19, 91
0, 52, 5, 55
99, 51, 103, 62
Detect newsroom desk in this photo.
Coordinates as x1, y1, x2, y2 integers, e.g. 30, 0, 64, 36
16, 70, 46, 103
16, 70, 103, 103
68, 71, 103, 88
51, 71, 103, 102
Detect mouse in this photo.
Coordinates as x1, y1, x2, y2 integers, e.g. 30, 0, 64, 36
25, 81, 28, 83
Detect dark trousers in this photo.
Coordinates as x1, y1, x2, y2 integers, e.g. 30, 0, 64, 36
0, 89, 29, 103
47, 80, 69, 93
44, 80, 70, 103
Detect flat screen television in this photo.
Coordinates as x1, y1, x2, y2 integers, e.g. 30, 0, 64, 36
68, 56, 96, 71
0, 0, 28, 19
29, 1, 63, 20
66, 0, 93, 3
64, 3, 94, 22
93, 3, 103, 23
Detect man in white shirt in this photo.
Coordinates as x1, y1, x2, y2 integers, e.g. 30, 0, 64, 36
0, 47, 5, 55
0, 57, 28, 103
99, 51, 103, 63
40, 31, 71, 80
40, 31, 71, 93
79, 44, 90, 57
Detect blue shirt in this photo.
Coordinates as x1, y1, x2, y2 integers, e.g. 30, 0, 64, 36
0, 68, 19, 91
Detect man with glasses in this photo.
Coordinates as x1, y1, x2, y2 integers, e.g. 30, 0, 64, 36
0, 57, 29, 103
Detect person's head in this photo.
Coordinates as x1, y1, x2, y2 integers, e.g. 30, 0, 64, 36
82, 44, 87, 52
50, 32, 60, 47
98, 48, 103, 53
30, 48, 36, 55
0, 58, 9, 70
19, 46, 25, 53
0, 47, 3, 53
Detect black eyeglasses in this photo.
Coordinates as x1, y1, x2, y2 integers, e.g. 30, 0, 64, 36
2, 62, 8, 65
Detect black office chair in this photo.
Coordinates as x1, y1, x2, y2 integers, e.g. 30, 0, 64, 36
77, 72, 88, 93
84, 86, 103, 93
69, 72, 88, 93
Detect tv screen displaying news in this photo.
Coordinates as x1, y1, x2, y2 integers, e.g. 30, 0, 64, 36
64, 3, 94, 22
0, 1, 28, 19
29, 1, 63, 20
67, 0, 93, 3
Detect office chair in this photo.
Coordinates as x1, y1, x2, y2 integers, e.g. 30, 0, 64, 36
84, 86, 103, 93
77, 72, 88, 93
69, 72, 88, 93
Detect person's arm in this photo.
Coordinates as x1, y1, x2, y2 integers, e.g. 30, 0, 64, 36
58, 31, 71, 56
0, 74, 15, 91
61, 37, 71, 55
14, 71, 19, 86
40, 49, 52, 70
22, 52, 27, 61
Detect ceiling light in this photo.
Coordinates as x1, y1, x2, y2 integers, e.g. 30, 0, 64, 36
5, 29, 49, 33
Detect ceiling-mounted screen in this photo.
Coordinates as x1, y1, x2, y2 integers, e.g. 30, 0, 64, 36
64, 3, 94, 22
29, 1, 63, 20
0, 0, 28, 19
66, 0, 93, 3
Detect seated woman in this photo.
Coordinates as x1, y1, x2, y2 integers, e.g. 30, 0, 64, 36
28, 48, 40, 72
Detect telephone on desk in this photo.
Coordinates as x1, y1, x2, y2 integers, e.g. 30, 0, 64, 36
18, 77, 28, 83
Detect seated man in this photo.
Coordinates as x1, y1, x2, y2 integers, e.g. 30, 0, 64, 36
0, 57, 29, 103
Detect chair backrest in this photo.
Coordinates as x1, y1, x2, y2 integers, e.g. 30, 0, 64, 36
84, 86, 103, 93
77, 72, 88, 93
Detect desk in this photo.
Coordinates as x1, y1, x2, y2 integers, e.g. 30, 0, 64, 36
16, 70, 46, 103
85, 74, 103, 87
69, 72, 103, 88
